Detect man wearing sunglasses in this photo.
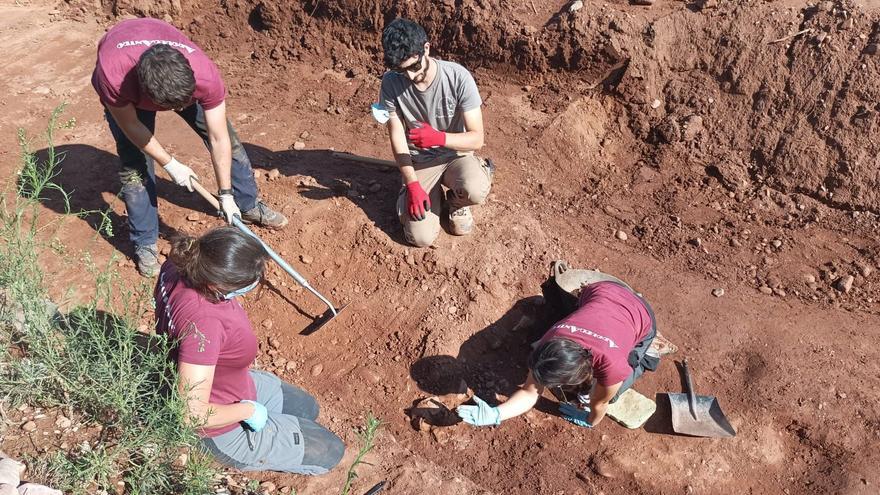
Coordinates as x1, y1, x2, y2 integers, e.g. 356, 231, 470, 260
379, 18, 494, 247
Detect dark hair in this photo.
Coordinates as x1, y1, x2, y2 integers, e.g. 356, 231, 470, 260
168, 226, 267, 302
382, 18, 428, 68
528, 338, 593, 389
137, 44, 196, 109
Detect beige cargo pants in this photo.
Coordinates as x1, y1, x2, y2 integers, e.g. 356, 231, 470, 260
397, 153, 493, 247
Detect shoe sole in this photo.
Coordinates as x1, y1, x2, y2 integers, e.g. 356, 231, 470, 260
241, 217, 289, 230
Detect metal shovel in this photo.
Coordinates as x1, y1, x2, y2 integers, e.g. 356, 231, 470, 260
668, 359, 736, 438
187, 178, 346, 334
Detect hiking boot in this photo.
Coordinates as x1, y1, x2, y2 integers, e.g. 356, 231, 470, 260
134, 244, 160, 278
449, 205, 473, 235
647, 331, 678, 358
241, 200, 288, 229
445, 187, 474, 235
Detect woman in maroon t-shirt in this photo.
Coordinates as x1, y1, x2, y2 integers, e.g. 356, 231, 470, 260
457, 274, 668, 430
154, 226, 343, 474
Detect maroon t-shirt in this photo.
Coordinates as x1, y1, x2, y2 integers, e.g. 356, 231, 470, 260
154, 262, 257, 437
92, 18, 226, 111
540, 282, 653, 386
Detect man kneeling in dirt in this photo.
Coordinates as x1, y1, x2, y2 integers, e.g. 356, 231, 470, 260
92, 18, 287, 277
457, 273, 673, 429
379, 18, 495, 247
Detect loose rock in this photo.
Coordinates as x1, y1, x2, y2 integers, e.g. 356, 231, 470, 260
186, 213, 200, 222
22, 421, 37, 432
260, 481, 276, 493
650, 99, 662, 109
300, 255, 313, 264
292, 141, 306, 151
268, 337, 281, 349
262, 319, 274, 330
311, 364, 324, 376
759, 286, 773, 295
299, 130, 310, 139
834, 275, 854, 293
569, 0, 584, 12
615, 230, 628, 241
267, 169, 281, 181
711, 288, 725, 297
55, 416, 72, 429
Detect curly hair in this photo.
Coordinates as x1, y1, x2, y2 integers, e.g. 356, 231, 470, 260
381, 18, 428, 68
137, 44, 196, 109
528, 338, 594, 389
168, 226, 267, 302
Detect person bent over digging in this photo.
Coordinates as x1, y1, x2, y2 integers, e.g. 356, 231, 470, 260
458, 276, 675, 430
379, 18, 494, 247
92, 18, 288, 277
154, 226, 344, 473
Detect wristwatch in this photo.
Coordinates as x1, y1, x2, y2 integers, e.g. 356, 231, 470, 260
218, 188, 234, 196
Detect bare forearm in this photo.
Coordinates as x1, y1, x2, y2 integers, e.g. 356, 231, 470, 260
191, 401, 253, 429
588, 401, 609, 426
209, 135, 233, 190
444, 130, 484, 151
497, 388, 539, 421
120, 120, 172, 166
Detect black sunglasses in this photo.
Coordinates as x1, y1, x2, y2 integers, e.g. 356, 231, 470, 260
392, 53, 425, 74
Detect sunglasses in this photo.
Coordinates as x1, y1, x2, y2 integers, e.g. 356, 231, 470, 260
392, 53, 425, 74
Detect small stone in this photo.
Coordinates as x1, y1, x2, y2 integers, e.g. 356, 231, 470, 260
260, 481, 276, 493
759, 286, 773, 295
299, 131, 310, 139
280, 487, 292, 495
55, 416, 72, 428
711, 288, 725, 297
689, 238, 703, 248
368, 183, 382, 193
268, 337, 281, 349
834, 275, 854, 293
267, 169, 281, 181
730, 238, 742, 248
650, 99, 662, 109
430, 427, 451, 445
292, 141, 306, 151
322, 269, 333, 278
855, 262, 873, 278
22, 421, 37, 432
311, 364, 324, 376
174, 452, 189, 468
772, 288, 787, 297
448, 305, 458, 315
186, 213, 200, 222
285, 361, 297, 371
569, 0, 584, 12
837, 391, 847, 399
262, 319, 274, 330
300, 255, 313, 264
682, 115, 704, 141
615, 230, 628, 241
804, 274, 816, 284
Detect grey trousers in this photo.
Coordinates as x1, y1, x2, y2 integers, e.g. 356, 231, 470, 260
201, 371, 344, 475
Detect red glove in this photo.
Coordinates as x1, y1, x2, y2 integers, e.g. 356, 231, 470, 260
408, 122, 446, 149
406, 181, 431, 221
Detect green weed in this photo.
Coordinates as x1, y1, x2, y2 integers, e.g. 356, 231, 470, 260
0, 105, 216, 494
340, 413, 382, 495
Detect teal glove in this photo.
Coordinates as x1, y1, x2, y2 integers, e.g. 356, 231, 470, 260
240, 400, 268, 432
559, 402, 593, 428
456, 396, 501, 426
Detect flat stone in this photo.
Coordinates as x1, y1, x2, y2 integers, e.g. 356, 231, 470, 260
22, 421, 37, 432
606, 389, 656, 428
292, 141, 306, 151
311, 364, 324, 376
300, 255, 313, 264
262, 319, 274, 330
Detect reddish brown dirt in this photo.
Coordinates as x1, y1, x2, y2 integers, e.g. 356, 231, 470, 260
2, 0, 880, 493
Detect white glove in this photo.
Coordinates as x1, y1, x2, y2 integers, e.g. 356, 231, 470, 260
218, 193, 241, 224
162, 157, 198, 192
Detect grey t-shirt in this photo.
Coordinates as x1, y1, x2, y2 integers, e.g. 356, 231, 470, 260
379, 59, 482, 163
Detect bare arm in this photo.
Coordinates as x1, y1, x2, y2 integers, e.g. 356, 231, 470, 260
497, 372, 544, 421
177, 362, 254, 429
386, 115, 419, 184
443, 107, 484, 152
202, 102, 233, 190
588, 382, 621, 427
106, 104, 173, 166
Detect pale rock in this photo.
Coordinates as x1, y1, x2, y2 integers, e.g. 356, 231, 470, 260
292, 141, 306, 151
311, 364, 324, 376
615, 230, 628, 241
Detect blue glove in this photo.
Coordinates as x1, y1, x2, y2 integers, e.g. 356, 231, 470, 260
559, 402, 593, 428
240, 400, 268, 432
456, 396, 501, 426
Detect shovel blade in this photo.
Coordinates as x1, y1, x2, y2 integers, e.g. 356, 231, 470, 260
299, 304, 348, 335
667, 392, 736, 438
